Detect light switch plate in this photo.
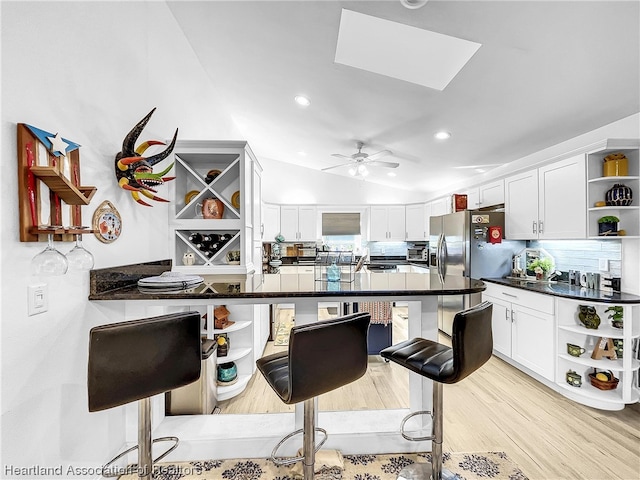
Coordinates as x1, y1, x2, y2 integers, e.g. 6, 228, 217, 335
598, 259, 609, 271
28, 283, 48, 316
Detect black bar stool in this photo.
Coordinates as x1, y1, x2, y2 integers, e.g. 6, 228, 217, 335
256, 312, 371, 480
87, 312, 202, 480
380, 301, 493, 480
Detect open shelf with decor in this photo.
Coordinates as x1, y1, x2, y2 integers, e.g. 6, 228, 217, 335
586, 139, 639, 239
555, 297, 640, 411
169, 141, 259, 274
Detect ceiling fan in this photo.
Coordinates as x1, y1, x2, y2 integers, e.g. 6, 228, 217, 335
322, 141, 399, 176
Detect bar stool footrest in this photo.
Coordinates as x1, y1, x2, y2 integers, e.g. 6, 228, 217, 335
397, 462, 460, 480
270, 427, 328, 466
400, 410, 435, 442
100, 436, 179, 477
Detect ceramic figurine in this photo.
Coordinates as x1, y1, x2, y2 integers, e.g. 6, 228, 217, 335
578, 305, 600, 329
182, 251, 195, 266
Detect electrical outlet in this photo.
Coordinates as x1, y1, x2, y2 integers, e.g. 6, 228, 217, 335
598, 258, 609, 271
28, 283, 48, 316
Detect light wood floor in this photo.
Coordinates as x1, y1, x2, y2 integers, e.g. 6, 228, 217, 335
218, 307, 640, 480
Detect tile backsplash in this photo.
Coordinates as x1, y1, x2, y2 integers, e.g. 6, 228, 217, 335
529, 240, 622, 277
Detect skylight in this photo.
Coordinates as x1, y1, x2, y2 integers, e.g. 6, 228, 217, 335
334, 9, 481, 90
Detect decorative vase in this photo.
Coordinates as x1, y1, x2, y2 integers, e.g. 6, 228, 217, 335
217, 362, 237, 384
598, 222, 618, 236
327, 259, 341, 282
578, 305, 600, 329
202, 198, 224, 219
605, 184, 633, 206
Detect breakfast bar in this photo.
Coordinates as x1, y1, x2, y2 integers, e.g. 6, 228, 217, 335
88, 261, 485, 460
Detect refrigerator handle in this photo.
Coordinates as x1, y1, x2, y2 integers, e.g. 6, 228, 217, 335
436, 233, 445, 282
440, 234, 448, 279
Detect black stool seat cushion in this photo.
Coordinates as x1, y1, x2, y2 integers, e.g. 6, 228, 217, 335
257, 312, 371, 405
380, 301, 493, 384
88, 312, 202, 412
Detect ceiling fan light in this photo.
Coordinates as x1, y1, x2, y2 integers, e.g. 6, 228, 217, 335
434, 130, 451, 140
357, 164, 367, 174
348, 167, 357, 176
294, 95, 310, 107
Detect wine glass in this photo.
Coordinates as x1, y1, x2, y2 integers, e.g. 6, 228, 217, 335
65, 235, 95, 270
31, 234, 68, 276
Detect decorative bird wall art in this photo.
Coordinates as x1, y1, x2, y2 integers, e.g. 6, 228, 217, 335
115, 108, 178, 206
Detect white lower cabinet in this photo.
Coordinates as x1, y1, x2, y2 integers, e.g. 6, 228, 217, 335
484, 281, 640, 410
483, 283, 555, 381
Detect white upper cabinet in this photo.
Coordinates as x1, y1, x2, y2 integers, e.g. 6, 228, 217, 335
479, 179, 505, 208
429, 197, 450, 217
505, 155, 586, 239
262, 203, 281, 242
280, 205, 318, 241
462, 180, 504, 210
370, 205, 406, 241
405, 203, 430, 241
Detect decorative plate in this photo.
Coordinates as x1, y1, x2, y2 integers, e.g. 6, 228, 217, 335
231, 190, 240, 209
92, 200, 122, 243
184, 190, 199, 205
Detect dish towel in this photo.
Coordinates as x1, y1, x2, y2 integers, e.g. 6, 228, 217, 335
357, 302, 393, 325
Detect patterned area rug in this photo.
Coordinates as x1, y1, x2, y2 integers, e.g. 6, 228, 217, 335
273, 318, 294, 346
118, 452, 528, 479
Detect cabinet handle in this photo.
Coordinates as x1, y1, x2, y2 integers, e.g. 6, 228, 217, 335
538, 220, 543, 234
532, 221, 537, 234
511, 309, 516, 322
505, 309, 510, 321
501, 292, 518, 298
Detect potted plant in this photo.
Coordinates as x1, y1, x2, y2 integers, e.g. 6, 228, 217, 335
605, 305, 623, 329
527, 257, 554, 280
598, 215, 620, 236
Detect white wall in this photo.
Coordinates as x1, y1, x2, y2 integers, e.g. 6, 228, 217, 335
0, 2, 241, 475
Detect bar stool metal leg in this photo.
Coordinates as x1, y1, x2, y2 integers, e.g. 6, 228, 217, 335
138, 397, 152, 480
397, 382, 458, 480
303, 397, 315, 480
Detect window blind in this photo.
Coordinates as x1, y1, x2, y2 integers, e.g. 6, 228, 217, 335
322, 213, 361, 235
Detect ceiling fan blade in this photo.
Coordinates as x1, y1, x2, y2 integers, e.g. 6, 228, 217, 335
453, 164, 501, 169
331, 153, 352, 159
366, 160, 399, 169
367, 149, 392, 161
322, 162, 354, 171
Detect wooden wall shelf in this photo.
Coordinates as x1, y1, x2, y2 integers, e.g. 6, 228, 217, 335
30, 166, 97, 205
17, 123, 98, 242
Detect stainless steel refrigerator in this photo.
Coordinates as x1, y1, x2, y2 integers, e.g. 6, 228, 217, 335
429, 211, 525, 335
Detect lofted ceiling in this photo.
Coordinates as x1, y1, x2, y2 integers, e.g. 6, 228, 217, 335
167, 0, 640, 194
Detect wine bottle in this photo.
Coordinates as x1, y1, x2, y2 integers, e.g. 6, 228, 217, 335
189, 232, 203, 244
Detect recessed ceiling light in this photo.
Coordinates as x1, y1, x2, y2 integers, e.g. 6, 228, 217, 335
434, 131, 451, 140
294, 95, 310, 107
401, 0, 428, 9
298, 151, 307, 156
387, 171, 397, 177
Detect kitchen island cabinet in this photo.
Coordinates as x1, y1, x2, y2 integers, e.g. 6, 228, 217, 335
484, 277, 640, 411
89, 261, 484, 461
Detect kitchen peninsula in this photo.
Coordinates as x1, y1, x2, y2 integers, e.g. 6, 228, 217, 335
89, 260, 485, 460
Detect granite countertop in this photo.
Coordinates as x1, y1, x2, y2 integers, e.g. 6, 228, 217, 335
482, 277, 640, 304
89, 260, 486, 301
